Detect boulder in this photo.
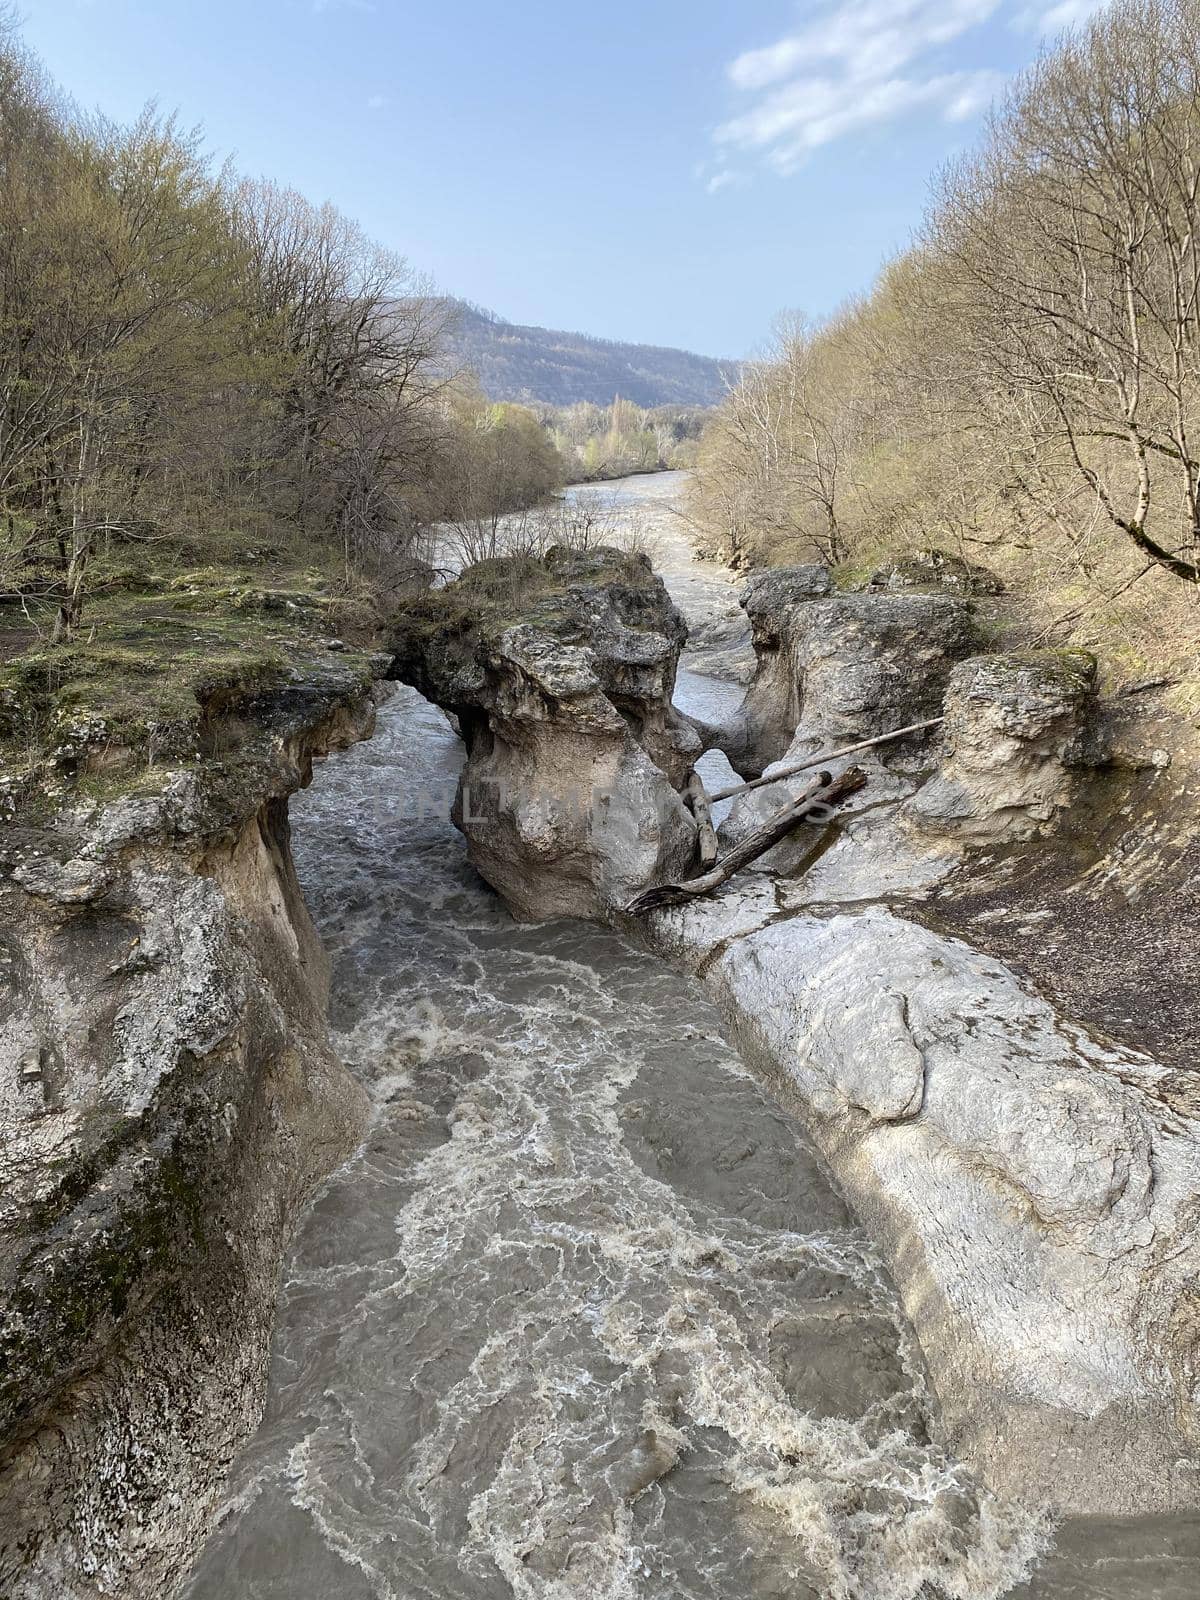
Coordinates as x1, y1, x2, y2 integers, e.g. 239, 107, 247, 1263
389, 548, 700, 921
852, 547, 1004, 596
783, 590, 980, 750
909, 649, 1099, 841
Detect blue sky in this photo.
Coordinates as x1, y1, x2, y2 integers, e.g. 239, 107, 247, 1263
20, 0, 1102, 357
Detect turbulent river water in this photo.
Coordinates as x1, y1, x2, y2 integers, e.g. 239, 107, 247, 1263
184, 473, 1199, 1600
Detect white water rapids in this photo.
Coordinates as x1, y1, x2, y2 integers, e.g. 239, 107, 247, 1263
183, 473, 1200, 1600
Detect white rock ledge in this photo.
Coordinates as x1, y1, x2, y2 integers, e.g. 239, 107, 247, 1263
644, 894, 1200, 1518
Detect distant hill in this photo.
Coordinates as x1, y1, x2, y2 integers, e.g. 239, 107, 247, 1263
439, 301, 734, 409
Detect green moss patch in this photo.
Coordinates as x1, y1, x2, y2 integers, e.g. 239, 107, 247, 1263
389, 547, 663, 672
0, 554, 380, 813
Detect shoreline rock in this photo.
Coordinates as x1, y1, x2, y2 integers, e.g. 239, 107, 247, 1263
0, 665, 378, 1599
707, 562, 980, 780
643, 892, 1200, 1517
635, 555, 1199, 1518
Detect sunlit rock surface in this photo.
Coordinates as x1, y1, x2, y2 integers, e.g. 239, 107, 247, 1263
909, 649, 1101, 841
708, 565, 833, 775
711, 559, 981, 788
389, 547, 702, 920
648, 890, 1200, 1517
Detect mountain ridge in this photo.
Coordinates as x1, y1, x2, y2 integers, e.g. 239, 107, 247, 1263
439, 299, 735, 409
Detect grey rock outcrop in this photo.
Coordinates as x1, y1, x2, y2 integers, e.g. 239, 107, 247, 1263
712, 562, 981, 782
910, 649, 1100, 841
646, 893, 1200, 1518
0, 665, 376, 1599
705, 565, 832, 775
389, 548, 701, 921
781, 588, 980, 750
852, 547, 1005, 596
715, 581, 980, 869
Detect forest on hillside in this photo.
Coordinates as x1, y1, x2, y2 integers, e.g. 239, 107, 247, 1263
0, 15, 566, 645
439, 300, 733, 408
688, 0, 1200, 693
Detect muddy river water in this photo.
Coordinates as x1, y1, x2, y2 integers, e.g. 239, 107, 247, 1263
184, 474, 1200, 1600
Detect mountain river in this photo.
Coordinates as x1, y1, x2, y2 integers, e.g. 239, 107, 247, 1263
184, 473, 1200, 1600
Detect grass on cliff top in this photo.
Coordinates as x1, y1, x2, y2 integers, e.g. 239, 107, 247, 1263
398, 547, 659, 646
0, 539, 381, 802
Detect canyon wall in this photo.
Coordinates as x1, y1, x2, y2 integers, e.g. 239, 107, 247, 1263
0, 666, 377, 1599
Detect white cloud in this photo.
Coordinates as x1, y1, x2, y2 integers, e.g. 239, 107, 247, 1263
366, 93, 391, 110
729, 0, 998, 91
1016, 0, 1108, 31
713, 0, 1009, 175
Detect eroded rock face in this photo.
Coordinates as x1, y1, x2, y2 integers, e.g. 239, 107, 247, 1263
648, 893, 1200, 1518
909, 649, 1100, 841
0, 669, 376, 1600
712, 562, 981, 782
782, 589, 980, 751
714, 580, 980, 870
390, 548, 700, 920
705, 565, 832, 776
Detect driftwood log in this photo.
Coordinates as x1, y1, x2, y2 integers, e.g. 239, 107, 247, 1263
685, 770, 718, 867
626, 766, 868, 914
708, 717, 942, 804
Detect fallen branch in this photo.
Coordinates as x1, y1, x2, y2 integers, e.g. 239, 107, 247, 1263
708, 717, 943, 804
685, 769, 718, 867
626, 766, 868, 914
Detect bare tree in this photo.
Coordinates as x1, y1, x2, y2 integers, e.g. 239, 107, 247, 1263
928, 0, 1200, 584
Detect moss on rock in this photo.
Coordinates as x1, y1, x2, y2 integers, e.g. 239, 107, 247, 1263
0, 556, 380, 819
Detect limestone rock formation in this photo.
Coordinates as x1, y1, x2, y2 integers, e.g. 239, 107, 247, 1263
711, 559, 981, 785
713, 576, 980, 871
779, 588, 980, 751
0, 663, 377, 1600
704, 565, 832, 775
909, 648, 1100, 841
627, 550, 1198, 1520
389, 548, 701, 921
647, 893, 1200, 1518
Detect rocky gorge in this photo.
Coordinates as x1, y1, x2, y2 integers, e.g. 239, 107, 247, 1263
389, 483, 1200, 1529
2, 471, 1199, 1598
